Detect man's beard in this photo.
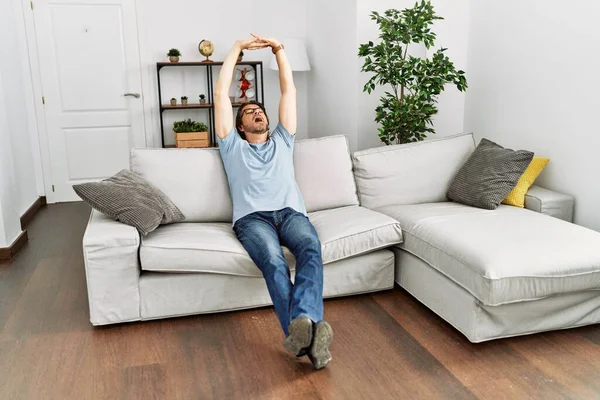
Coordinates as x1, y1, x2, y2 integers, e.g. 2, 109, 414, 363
245, 121, 269, 135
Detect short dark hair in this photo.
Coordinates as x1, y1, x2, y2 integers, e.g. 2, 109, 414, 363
235, 100, 269, 140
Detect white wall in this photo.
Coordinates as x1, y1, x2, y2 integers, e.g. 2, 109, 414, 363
427, 0, 471, 138
0, 71, 22, 247
0, 0, 40, 215
0, 0, 41, 246
307, 0, 358, 150
464, 1, 600, 231
138, 0, 309, 147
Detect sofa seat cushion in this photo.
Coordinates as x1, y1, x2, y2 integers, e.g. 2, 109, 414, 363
140, 206, 403, 276
307, 206, 403, 263
375, 202, 600, 306
141, 223, 283, 276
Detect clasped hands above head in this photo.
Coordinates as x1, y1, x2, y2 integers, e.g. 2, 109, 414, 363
236, 33, 281, 52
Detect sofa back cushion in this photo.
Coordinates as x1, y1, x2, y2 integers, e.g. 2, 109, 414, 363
131, 148, 233, 222
294, 135, 359, 212
130, 134, 358, 222
351, 133, 475, 210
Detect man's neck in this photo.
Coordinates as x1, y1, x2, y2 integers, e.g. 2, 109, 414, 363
245, 131, 269, 144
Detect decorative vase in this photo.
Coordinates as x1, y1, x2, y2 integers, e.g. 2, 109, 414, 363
169, 56, 180, 63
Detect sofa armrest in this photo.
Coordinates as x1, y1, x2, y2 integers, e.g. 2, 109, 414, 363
524, 185, 574, 222
83, 209, 141, 325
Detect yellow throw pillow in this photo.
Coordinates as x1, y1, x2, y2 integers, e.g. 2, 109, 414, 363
502, 157, 549, 208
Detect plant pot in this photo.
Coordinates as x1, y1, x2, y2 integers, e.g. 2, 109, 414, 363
170, 99, 176, 106
169, 56, 180, 63
199, 99, 206, 105
175, 131, 209, 148
181, 99, 188, 105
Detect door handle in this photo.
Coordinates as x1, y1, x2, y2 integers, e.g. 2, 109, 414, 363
124, 93, 141, 98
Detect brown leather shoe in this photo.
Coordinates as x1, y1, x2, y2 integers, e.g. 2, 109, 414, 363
283, 316, 313, 356
308, 320, 333, 369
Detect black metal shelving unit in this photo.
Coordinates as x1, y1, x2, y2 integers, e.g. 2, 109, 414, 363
156, 60, 265, 148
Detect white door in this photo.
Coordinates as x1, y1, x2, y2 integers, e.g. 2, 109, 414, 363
34, 0, 146, 202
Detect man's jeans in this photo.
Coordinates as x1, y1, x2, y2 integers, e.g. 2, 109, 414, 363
233, 207, 324, 336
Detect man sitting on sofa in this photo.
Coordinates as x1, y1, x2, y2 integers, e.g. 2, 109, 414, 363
214, 34, 333, 370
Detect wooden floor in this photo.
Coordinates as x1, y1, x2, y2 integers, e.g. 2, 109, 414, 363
1, 203, 600, 400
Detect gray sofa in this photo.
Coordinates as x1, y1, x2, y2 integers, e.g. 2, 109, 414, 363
82, 132, 600, 343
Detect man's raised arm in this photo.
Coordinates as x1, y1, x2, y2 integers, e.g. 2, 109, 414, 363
214, 37, 266, 139
253, 35, 297, 135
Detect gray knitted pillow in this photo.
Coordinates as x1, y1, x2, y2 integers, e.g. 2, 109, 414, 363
446, 138, 534, 210
73, 169, 185, 234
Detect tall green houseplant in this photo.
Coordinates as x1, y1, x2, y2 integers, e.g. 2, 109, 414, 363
358, 0, 467, 145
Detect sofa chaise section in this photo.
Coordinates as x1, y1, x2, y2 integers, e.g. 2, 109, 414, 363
394, 249, 600, 342
352, 132, 600, 342
378, 202, 600, 306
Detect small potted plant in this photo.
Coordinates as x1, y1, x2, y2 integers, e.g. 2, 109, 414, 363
173, 118, 210, 148
167, 48, 181, 63
237, 51, 244, 63
181, 96, 188, 106
199, 94, 206, 105
170, 97, 177, 106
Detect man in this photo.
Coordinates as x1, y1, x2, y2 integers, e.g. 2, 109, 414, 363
214, 34, 333, 370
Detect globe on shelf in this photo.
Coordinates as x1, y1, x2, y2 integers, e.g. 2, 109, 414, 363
198, 39, 214, 63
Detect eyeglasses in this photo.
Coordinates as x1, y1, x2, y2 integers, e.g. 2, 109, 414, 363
242, 107, 264, 115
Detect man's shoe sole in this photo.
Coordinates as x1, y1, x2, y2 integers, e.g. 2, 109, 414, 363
283, 317, 313, 356
308, 320, 333, 369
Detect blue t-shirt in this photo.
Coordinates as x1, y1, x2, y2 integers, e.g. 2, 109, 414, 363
217, 123, 307, 225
